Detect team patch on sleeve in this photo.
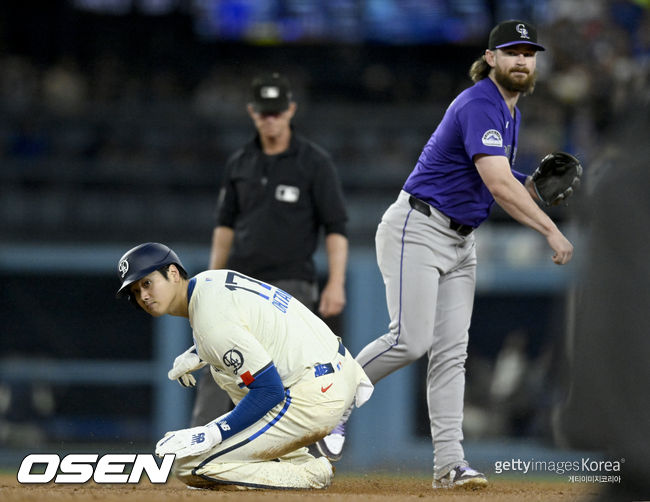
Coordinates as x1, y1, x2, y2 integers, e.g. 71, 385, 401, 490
240, 371, 255, 386
482, 129, 503, 147
237, 362, 274, 388
223, 349, 244, 374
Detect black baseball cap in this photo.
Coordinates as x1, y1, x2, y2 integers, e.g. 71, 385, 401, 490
250, 72, 292, 114
488, 20, 545, 52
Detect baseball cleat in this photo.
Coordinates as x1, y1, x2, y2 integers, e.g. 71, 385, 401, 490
315, 422, 346, 461
433, 464, 488, 489
306, 456, 335, 489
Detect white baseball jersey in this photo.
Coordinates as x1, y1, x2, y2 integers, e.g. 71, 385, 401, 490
171, 269, 373, 489
188, 269, 341, 399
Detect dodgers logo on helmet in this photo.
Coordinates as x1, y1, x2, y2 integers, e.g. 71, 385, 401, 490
516, 23, 530, 39
118, 258, 129, 278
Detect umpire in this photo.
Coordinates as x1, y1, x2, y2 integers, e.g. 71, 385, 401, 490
191, 72, 349, 427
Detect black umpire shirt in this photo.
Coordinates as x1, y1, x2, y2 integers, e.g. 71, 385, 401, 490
215, 132, 348, 284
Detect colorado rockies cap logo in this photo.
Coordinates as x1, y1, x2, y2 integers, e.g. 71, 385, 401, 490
118, 259, 129, 278
223, 349, 244, 375
516, 23, 530, 39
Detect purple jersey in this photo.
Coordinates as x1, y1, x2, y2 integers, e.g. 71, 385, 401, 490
403, 78, 528, 228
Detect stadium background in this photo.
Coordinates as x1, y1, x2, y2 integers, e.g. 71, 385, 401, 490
1, 0, 648, 481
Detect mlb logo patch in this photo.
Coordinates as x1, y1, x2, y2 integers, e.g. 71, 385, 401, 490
275, 185, 300, 203
260, 85, 280, 98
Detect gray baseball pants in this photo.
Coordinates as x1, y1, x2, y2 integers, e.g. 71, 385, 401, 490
356, 190, 477, 476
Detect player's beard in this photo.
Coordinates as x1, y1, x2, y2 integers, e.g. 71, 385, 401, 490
494, 65, 537, 95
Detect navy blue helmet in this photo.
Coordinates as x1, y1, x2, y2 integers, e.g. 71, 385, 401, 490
116, 242, 186, 304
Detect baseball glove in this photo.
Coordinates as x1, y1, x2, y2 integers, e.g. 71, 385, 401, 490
531, 151, 583, 206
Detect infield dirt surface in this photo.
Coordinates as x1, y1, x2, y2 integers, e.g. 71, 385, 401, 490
0, 473, 599, 502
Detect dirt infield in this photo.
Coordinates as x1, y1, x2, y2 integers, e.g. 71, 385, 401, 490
0, 473, 599, 502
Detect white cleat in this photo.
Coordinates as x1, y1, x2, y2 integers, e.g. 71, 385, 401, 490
433, 464, 488, 489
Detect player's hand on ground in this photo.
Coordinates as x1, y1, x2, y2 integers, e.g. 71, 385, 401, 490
168, 345, 207, 387
155, 425, 222, 459
318, 281, 346, 318
546, 230, 573, 265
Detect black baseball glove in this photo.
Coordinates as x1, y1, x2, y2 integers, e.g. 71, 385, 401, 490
531, 151, 583, 206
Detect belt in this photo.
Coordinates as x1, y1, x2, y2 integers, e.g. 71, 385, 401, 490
314, 341, 346, 378
408, 195, 474, 236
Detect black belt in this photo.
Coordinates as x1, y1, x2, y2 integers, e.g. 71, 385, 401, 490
314, 341, 346, 378
408, 195, 474, 236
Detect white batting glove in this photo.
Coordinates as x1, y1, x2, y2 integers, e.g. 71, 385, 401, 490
168, 345, 207, 387
155, 425, 222, 459
177, 373, 197, 388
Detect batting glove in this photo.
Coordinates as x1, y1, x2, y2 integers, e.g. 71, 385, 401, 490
168, 345, 207, 387
155, 424, 222, 459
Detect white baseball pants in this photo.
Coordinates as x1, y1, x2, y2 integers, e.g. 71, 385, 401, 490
173, 344, 372, 489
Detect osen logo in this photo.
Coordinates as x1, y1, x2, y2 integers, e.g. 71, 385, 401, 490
17, 453, 174, 484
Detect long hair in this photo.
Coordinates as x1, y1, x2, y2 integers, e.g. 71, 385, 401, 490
469, 55, 491, 83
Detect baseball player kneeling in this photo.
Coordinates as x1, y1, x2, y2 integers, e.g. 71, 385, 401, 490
116, 242, 373, 490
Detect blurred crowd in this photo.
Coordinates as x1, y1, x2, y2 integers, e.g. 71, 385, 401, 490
1, 2, 647, 176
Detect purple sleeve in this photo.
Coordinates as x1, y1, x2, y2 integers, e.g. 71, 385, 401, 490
458, 99, 508, 160
511, 169, 528, 185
